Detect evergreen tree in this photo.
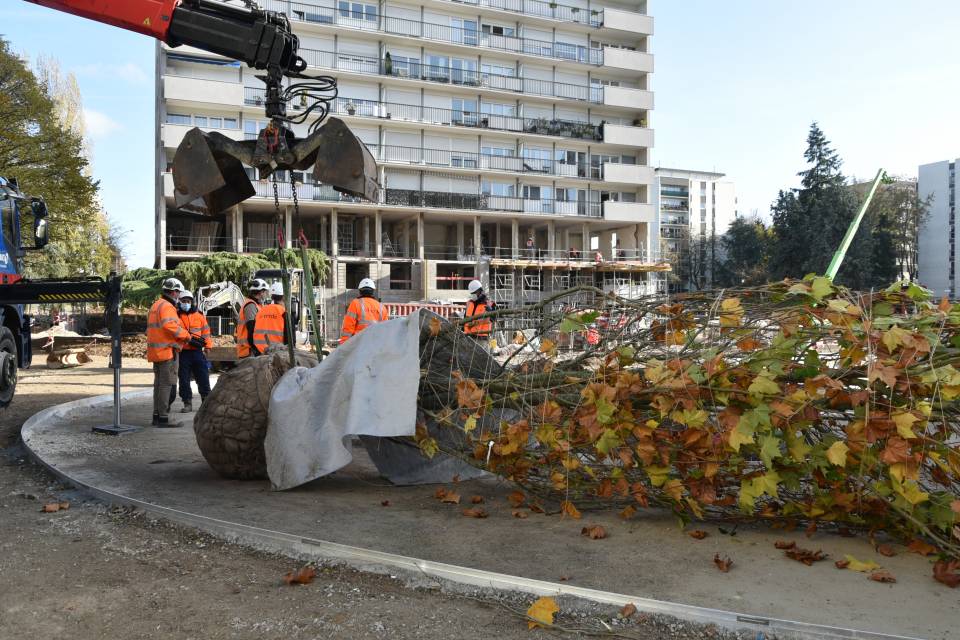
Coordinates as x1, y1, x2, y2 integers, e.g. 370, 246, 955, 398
718, 216, 772, 286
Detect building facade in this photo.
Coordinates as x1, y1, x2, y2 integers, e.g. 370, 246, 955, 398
154, 0, 659, 337
918, 159, 957, 299
653, 167, 736, 291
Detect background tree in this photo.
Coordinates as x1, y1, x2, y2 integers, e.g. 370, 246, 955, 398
862, 177, 930, 282
717, 216, 772, 286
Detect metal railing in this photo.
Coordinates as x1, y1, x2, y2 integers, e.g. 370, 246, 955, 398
264, 1, 604, 59
166, 235, 231, 252
288, 48, 604, 103
330, 96, 604, 141
442, 0, 605, 27
384, 189, 601, 217
251, 180, 365, 203
371, 143, 600, 179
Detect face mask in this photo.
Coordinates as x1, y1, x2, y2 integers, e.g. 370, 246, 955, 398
179, 302, 191, 312
470, 292, 479, 302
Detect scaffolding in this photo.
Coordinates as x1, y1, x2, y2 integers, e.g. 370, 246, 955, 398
492, 270, 515, 307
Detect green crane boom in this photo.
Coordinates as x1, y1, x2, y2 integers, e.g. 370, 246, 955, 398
824, 168, 886, 280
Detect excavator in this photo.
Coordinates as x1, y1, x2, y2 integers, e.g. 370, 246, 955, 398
26, 0, 379, 213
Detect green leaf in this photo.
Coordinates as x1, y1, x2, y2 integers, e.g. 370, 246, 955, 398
594, 396, 616, 425
646, 466, 671, 487
419, 437, 439, 459
463, 414, 478, 434
748, 372, 780, 397
595, 429, 621, 456
810, 276, 833, 301
759, 435, 782, 469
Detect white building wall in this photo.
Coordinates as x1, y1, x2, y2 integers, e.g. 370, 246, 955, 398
918, 159, 955, 298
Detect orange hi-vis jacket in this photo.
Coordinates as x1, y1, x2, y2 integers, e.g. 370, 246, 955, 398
146, 297, 190, 363
253, 303, 286, 352
179, 309, 213, 350
464, 300, 493, 337
340, 296, 388, 343
235, 297, 260, 358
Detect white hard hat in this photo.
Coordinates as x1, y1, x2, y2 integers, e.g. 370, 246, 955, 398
358, 278, 376, 291
467, 279, 483, 294
269, 282, 284, 297
180, 290, 193, 300
248, 278, 269, 292
162, 277, 185, 292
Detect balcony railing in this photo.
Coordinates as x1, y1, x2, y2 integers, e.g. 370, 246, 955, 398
385, 189, 601, 217
442, 0, 604, 27
371, 143, 600, 179
265, 1, 603, 55
330, 96, 603, 141
284, 48, 604, 103
166, 235, 231, 252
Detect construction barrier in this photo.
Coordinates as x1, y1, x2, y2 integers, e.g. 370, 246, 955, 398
383, 303, 465, 319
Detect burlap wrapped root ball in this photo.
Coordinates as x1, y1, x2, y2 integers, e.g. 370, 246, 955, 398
194, 349, 318, 479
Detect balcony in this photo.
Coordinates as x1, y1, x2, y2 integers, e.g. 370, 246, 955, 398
602, 122, 654, 148
601, 8, 654, 35
602, 163, 655, 185
440, 0, 603, 27
602, 201, 656, 223
385, 189, 601, 217
265, 1, 603, 65
163, 75, 244, 107
166, 234, 231, 254
161, 123, 244, 148
374, 144, 599, 180
602, 48, 654, 74
603, 86, 654, 110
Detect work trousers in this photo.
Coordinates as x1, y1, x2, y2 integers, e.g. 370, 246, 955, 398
152, 353, 179, 418
178, 349, 211, 403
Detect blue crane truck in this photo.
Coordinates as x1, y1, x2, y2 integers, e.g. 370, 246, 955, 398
0, 176, 122, 408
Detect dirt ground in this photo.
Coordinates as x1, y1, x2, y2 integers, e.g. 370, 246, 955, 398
0, 355, 743, 640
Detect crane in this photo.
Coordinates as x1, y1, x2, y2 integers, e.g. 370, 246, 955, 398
26, 0, 379, 213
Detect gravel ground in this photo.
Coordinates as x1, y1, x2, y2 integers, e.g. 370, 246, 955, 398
0, 353, 763, 640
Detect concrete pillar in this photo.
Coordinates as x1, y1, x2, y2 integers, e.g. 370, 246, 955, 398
547, 220, 556, 256
457, 221, 465, 258
511, 219, 519, 259
284, 205, 293, 249
563, 227, 571, 253
473, 215, 481, 260
363, 216, 371, 256
403, 218, 412, 258
331, 209, 339, 256
582, 222, 590, 253
375, 211, 383, 258
235, 204, 245, 253
417, 212, 425, 261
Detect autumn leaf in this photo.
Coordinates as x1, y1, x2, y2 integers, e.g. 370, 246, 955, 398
507, 490, 526, 507
428, 316, 442, 337
876, 544, 896, 557
933, 560, 960, 588
581, 524, 607, 539
511, 510, 529, 519
774, 540, 796, 550
527, 596, 559, 629
784, 546, 828, 566
434, 488, 448, 500
869, 570, 897, 584
713, 553, 733, 572
906, 539, 937, 556
619, 603, 637, 619
560, 500, 582, 520
470, 495, 484, 504
58, 502, 70, 510
619, 505, 637, 520
441, 492, 462, 504
826, 441, 849, 467
880, 437, 911, 465
892, 412, 919, 440
688, 530, 708, 540
282, 566, 316, 586
462, 507, 488, 518
41, 503, 62, 513
841, 555, 881, 572
719, 298, 743, 327
381, 500, 391, 507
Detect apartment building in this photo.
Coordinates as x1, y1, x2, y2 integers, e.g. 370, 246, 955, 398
154, 0, 659, 336
654, 167, 736, 292
918, 159, 957, 298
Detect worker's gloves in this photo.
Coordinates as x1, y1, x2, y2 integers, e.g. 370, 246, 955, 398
189, 337, 206, 350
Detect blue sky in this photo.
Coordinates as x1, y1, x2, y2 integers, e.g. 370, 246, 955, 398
2, 1, 959, 268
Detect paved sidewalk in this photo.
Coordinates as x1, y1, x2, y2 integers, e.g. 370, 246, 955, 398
23, 393, 954, 640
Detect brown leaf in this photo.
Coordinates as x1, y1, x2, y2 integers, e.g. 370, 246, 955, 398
804, 521, 817, 538
581, 524, 607, 540
835, 559, 850, 569
619, 505, 637, 520
282, 566, 316, 586
380, 500, 391, 507
907, 539, 937, 556
470, 495, 484, 504
452, 474, 461, 484
428, 316, 442, 337
434, 488, 447, 500
619, 603, 637, 619
58, 502, 70, 510
688, 530, 708, 540
876, 544, 897, 557
462, 507, 488, 518
933, 560, 960, 588
511, 509, 529, 519
869, 570, 897, 584
774, 540, 796, 550
939, 295, 951, 313
506, 490, 526, 507
441, 492, 461, 505
528, 502, 546, 514
713, 554, 733, 572
784, 547, 828, 566
560, 500, 582, 520
558, 575, 571, 581
41, 503, 61, 513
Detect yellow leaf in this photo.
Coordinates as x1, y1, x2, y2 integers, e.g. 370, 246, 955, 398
663, 479, 684, 502
561, 456, 580, 471
894, 478, 929, 505
842, 555, 881, 573
881, 326, 910, 353
719, 298, 744, 327
540, 338, 556, 355
646, 466, 670, 487
826, 441, 849, 467
892, 412, 919, 440
463, 414, 478, 434
527, 596, 559, 629
560, 500, 582, 519
748, 373, 780, 397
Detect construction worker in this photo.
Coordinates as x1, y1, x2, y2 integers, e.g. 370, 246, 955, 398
146, 278, 191, 427
252, 282, 288, 354
340, 278, 388, 343
464, 279, 496, 340
235, 278, 269, 358
176, 290, 212, 413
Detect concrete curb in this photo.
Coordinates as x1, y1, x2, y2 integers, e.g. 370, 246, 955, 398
21, 392, 922, 640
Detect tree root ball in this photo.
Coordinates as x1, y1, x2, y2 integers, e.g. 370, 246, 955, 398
193, 350, 317, 480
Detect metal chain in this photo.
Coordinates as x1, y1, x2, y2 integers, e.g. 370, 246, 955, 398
291, 179, 301, 240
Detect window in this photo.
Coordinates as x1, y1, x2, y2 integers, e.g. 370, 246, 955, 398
222, 117, 238, 129
481, 63, 515, 77
166, 113, 191, 125
451, 18, 478, 45
482, 181, 515, 197
451, 58, 477, 84
452, 98, 478, 125
482, 146, 514, 157
208, 116, 222, 128
482, 24, 515, 38
390, 55, 419, 77
193, 115, 207, 127
523, 185, 552, 200
451, 154, 477, 169
480, 102, 516, 117
339, 1, 376, 20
